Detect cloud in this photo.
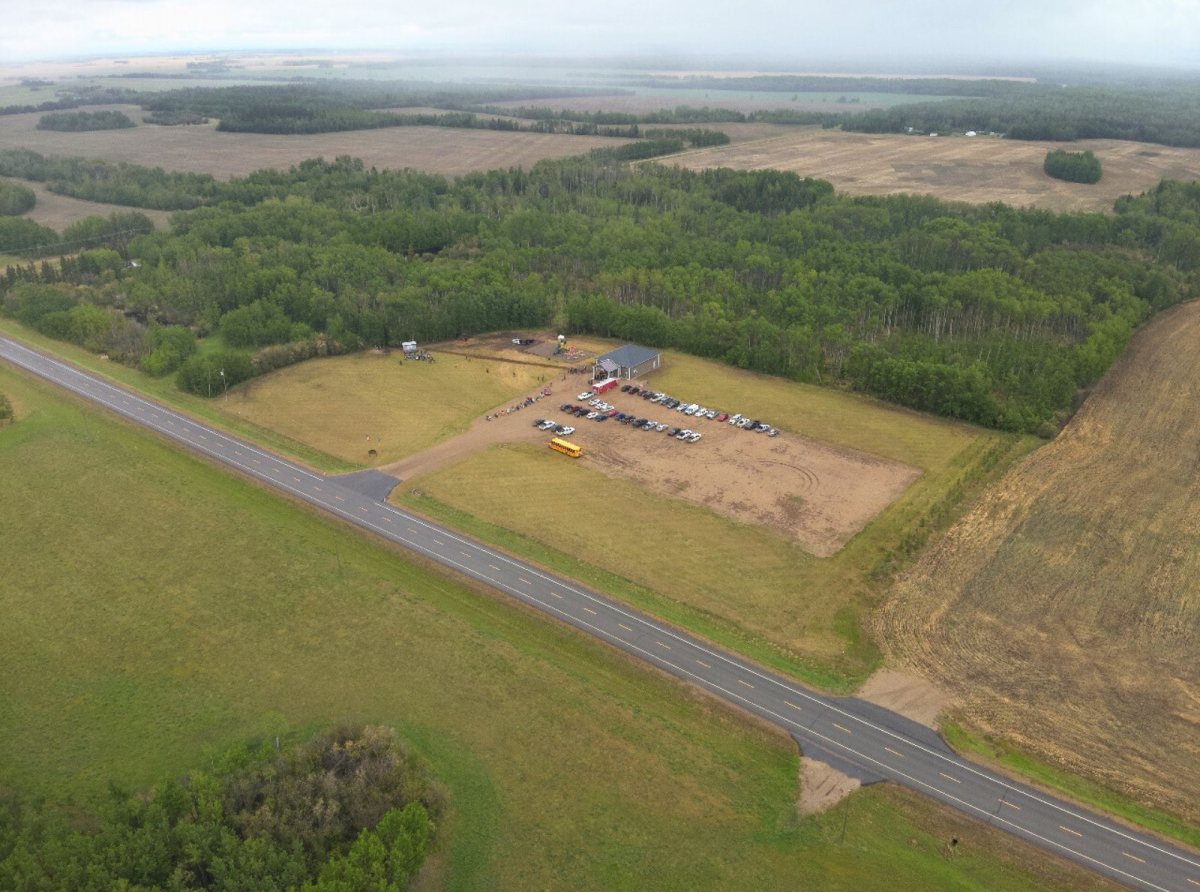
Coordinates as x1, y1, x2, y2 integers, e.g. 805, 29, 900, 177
1, 0, 1197, 68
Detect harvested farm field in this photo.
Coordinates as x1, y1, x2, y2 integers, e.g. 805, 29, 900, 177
877, 300, 1200, 826
672, 129, 1200, 212
0, 175, 173, 231
0, 106, 632, 179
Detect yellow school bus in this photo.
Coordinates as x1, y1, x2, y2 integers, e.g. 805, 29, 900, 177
549, 437, 583, 458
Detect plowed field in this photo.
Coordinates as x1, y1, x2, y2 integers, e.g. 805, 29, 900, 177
877, 300, 1200, 823
673, 129, 1200, 212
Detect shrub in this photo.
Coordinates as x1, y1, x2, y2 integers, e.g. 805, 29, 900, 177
0, 392, 13, 422
36, 109, 136, 132
176, 349, 253, 396
139, 325, 197, 376
0, 181, 35, 216
1044, 149, 1103, 184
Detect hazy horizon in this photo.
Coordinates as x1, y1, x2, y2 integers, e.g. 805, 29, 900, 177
3, 0, 1199, 73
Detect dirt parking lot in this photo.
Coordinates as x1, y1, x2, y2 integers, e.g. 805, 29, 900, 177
388, 380, 919, 556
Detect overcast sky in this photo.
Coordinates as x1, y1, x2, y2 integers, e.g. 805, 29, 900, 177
4, 0, 1199, 71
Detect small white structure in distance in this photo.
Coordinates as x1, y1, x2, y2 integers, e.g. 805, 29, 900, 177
965, 130, 978, 137
401, 341, 418, 354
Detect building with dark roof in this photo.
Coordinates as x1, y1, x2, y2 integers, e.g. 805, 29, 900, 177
593, 344, 661, 382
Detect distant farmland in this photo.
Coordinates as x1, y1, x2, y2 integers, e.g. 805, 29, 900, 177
0, 105, 632, 179
877, 300, 1200, 827
0, 175, 172, 231
673, 129, 1200, 213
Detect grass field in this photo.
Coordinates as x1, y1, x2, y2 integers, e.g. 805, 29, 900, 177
396, 343, 1034, 690
225, 350, 549, 466
671, 128, 1200, 213
0, 105, 634, 180
0, 364, 1122, 892
878, 300, 1200, 828
0, 174, 174, 232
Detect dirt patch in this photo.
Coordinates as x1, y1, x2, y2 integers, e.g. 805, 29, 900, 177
798, 758, 860, 816
876, 300, 1200, 823
0, 105, 632, 180
671, 128, 1200, 213
856, 668, 953, 730
386, 374, 920, 556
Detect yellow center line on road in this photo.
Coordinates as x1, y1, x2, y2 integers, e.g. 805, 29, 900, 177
784, 700, 802, 711
1060, 826, 1082, 837
696, 659, 711, 668
167, 420, 175, 425
409, 528, 418, 534
939, 772, 961, 784
656, 641, 671, 649
1122, 852, 1145, 864
832, 722, 852, 734
487, 564, 500, 571
334, 495, 344, 501
432, 539, 444, 546
518, 578, 531, 585
359, 507, 369, 513
619, 623, 633, 632
292, 476, 301, 482
550, 592, 562, 599
1000, 799, 1020, 810
738, 679, 754, 688
1186, 878, 1200, 886
383, 517, 393, 523
583, 607, 597, 615
884, 747, 905, 758
461, 551, 471, 557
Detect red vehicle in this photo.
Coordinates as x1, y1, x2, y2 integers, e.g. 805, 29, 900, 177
716, 413, 729, 422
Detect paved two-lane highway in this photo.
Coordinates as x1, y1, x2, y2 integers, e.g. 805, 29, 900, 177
4, 333, 1198, 892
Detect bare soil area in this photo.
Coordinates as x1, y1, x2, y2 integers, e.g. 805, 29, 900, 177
856, 668, 953, 730
876, 300, 1200, 823
387, 370, 919, 557
0, 106, 631, 179
0, 175, 173, 231
798, 759, 860, 816
673, 129, 1200, 212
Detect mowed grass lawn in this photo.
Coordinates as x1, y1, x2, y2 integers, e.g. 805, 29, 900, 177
0, 366, 1121, 892
223, 350, 547, 466
399, 345, 1034, 689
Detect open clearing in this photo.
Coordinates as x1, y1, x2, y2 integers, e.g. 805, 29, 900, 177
386, 373, 920, 557
390, 337, 1026, 685
0, 106, 633, 179
672, 128, 1200, 212
223, 348, 551, 467
877, 300, 1200, 826
0, 174, 173, 232
0, 364, 1116, 892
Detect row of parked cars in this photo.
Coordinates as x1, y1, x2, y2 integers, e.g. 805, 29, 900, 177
616, 384, 780, 436
558, 402, 704, 442
534, 418, 576, 436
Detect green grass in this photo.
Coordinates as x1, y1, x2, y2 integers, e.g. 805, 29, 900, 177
943, 723, 1200, 850
396, 346, 1038, 688
0, 364, 1121, 892
0, 319, 357, 473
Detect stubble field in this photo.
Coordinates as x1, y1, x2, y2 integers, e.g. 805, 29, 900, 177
0, 106, 633, 179
0, 174, 173, 231
0, 363, 1120, 892
672, 129, 1200, 212
877, 300, 1200, 827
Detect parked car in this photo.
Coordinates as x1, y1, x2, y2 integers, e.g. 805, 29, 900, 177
577, 391, 595, 400
620, 384, 632, 392
756, 423, 770, 433
607, 409, 619, 417
767, 428, 779, 437
532, 419, 546, 428
596, 414, 609, 422
575, 408, 590, 417
684, 406, 697, 416
706, 410, 719, 419
715, 413, 729, 422
642, 420, 656, 430
539, 420, 556, 431
655, 423, 668, 432
668, 427, 681, 436
688, 432, 702, 443
675, 429, 691, 440
728, 414, 742, 425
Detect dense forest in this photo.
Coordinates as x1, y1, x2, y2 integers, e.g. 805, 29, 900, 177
0, 181, 35, 216
1, 150, 1197, 432
0, 725, 442, 891
1044, 149, 1103, 184
37, 109, 137, 131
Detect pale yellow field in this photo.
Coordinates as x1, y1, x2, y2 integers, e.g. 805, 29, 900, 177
222, 349, 548, 466
0, 105, 632, 180
672, 128, 1200, 212
878, 300, 1200, 824
0, 175, 173, 231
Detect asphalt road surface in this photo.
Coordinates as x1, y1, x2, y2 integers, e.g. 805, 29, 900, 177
4, 333, 1199, 892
